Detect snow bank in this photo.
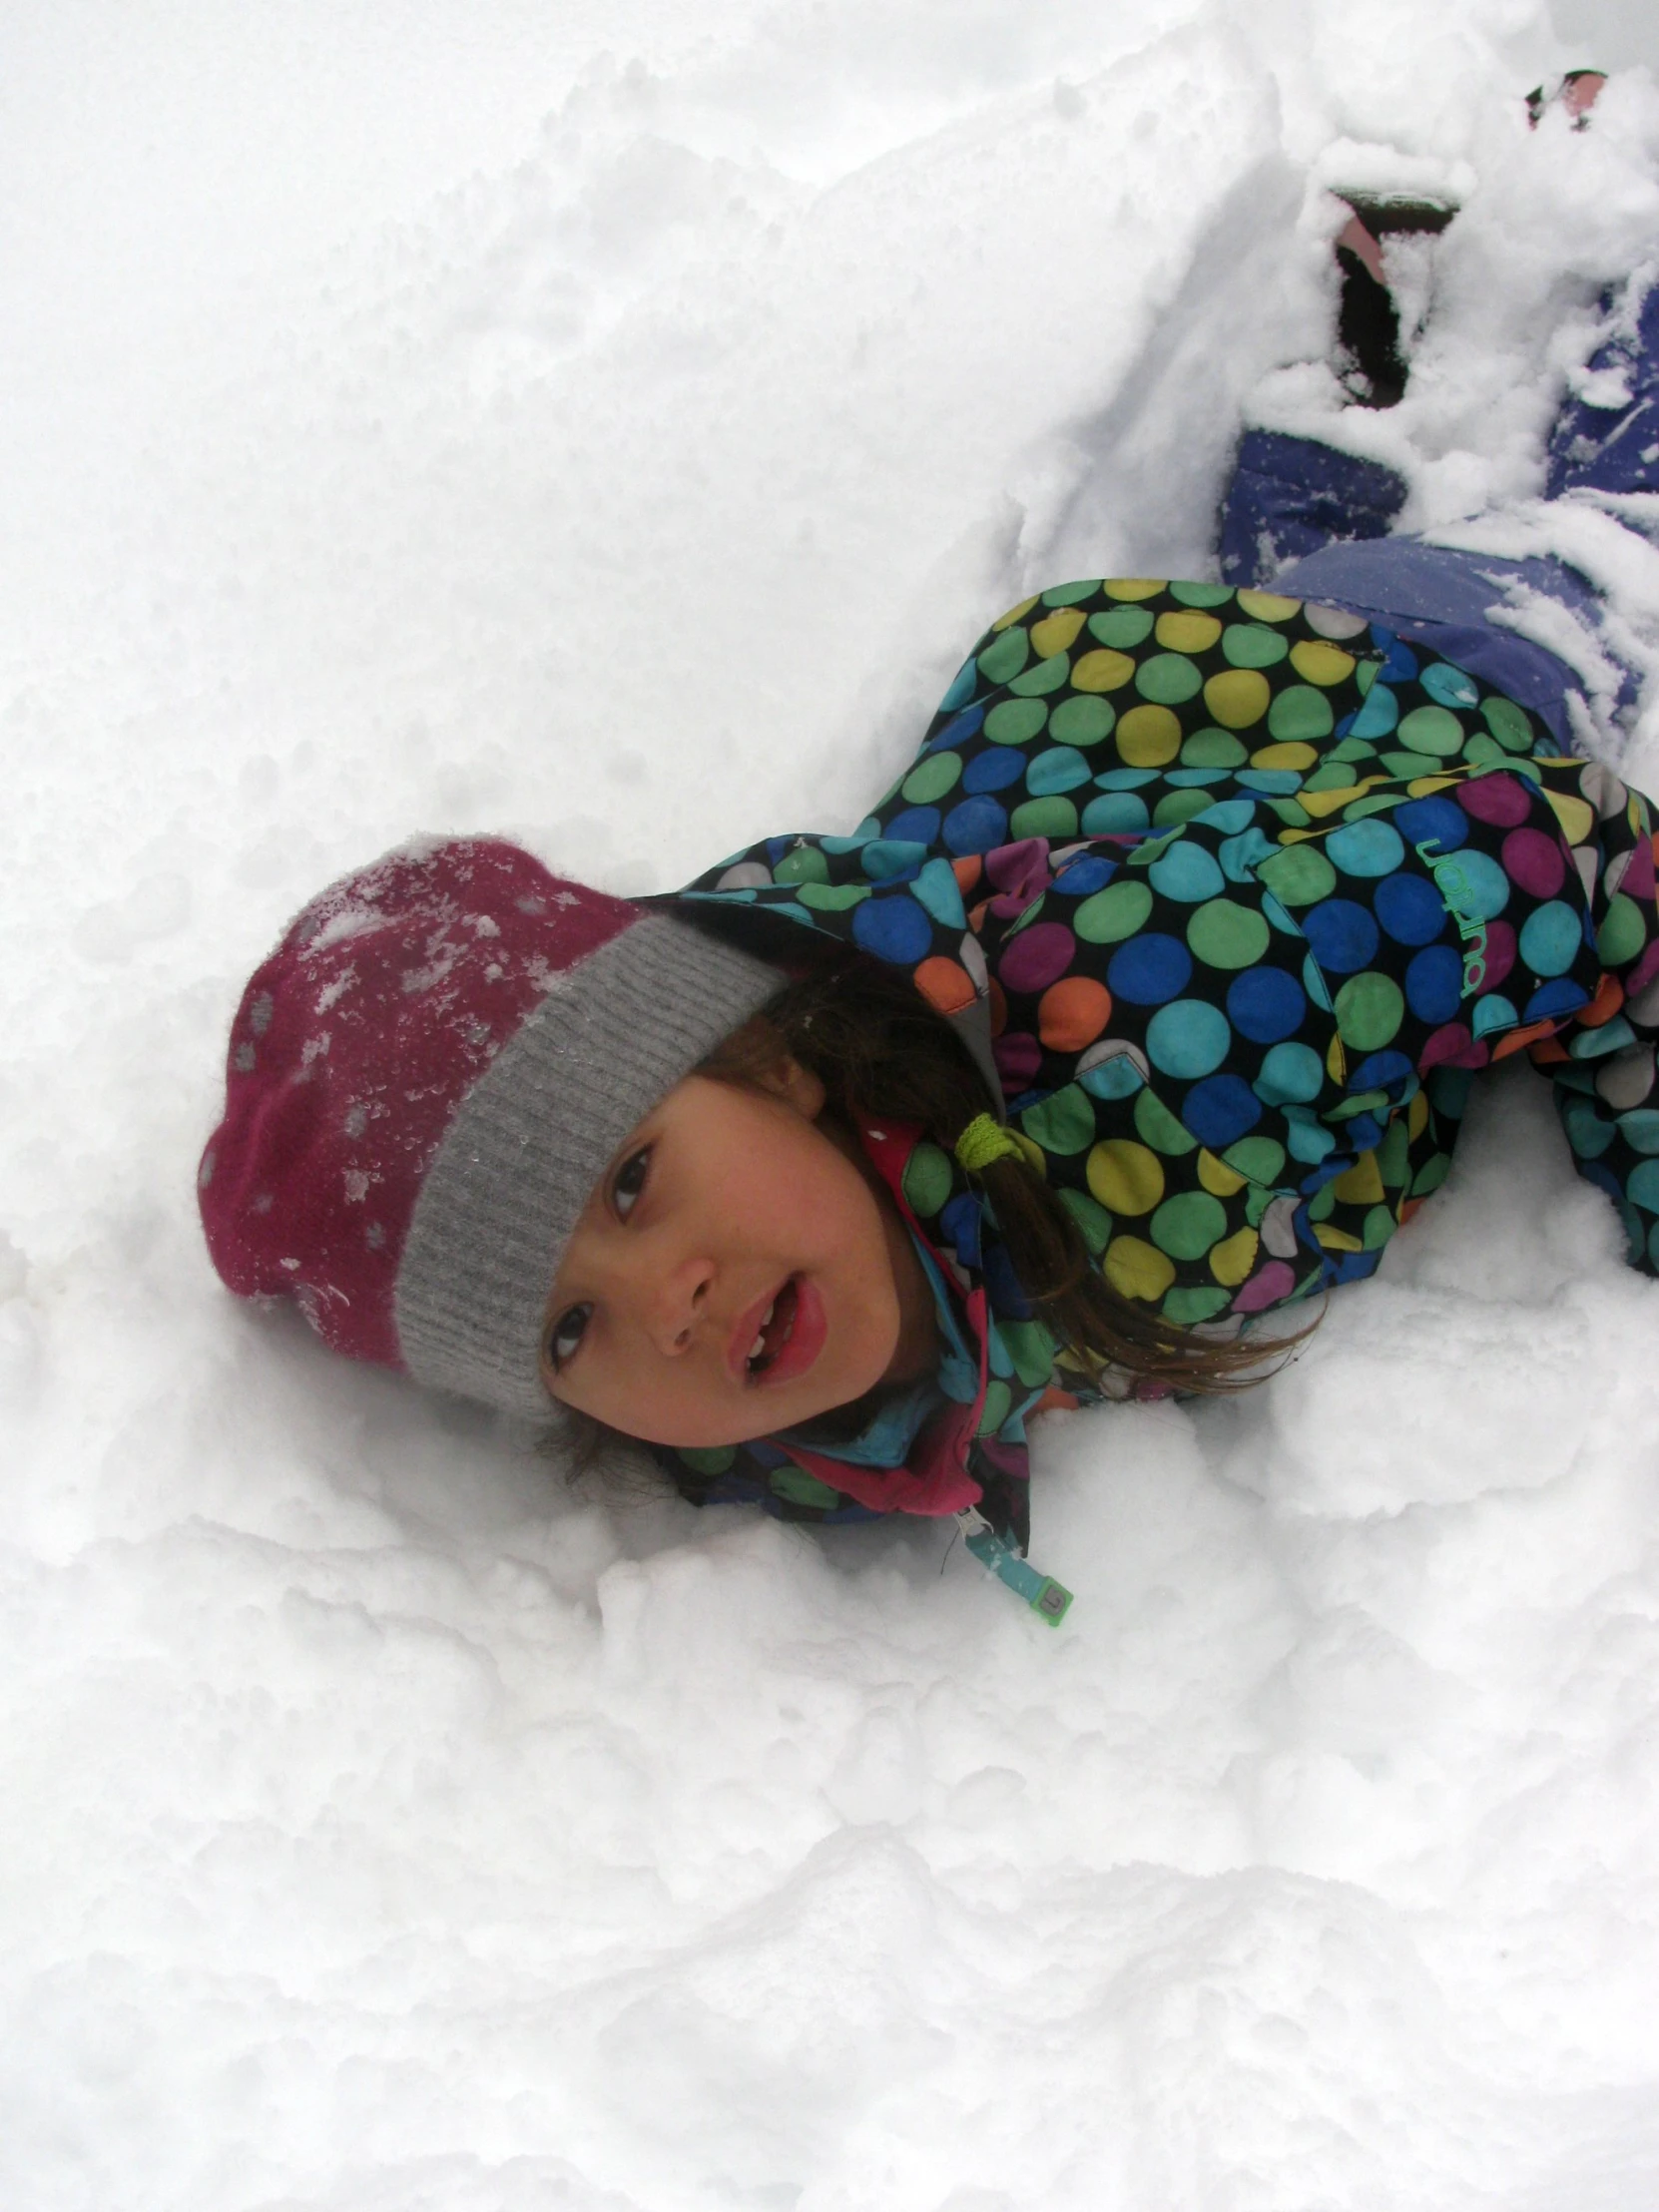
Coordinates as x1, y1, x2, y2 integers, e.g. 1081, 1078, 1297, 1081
3, 2, 1659, 2206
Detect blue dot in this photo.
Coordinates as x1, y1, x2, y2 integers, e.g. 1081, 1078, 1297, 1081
1525, 976, 1591, 1022
1146, 999, 1232, 1079
963, 748, 1026, 795
1256, 1042, 1325, 1105
1182, 1073, 1262, 1148
1347, 1112, 1384, 1152
1394, 795, 1467, 852
939, 1192, 983, 1265
1375, 871, 1446, 946
1303, 898, 1380, 974
1149, 842, 1225, 902
1519, 899, 1584, 978
1052, 855, 1116, 896
884, 806, 941, 846
851, 891, 934, 965
1405, 943, 1463, 1024
1108, 933, 1193, 1005
1227, 965, 1306, 1043
1617, 1108, 1659, 1155
1027, 747, 1092, 796
1421, 661, 1480, 709
1327, 820, 1405, 877
1081, 793, 1151, 835
981, 1241, 1033, 1319
944, 796, 1009, 854
1349, 1049, 1415, 1095
1378, 634, 1419, 683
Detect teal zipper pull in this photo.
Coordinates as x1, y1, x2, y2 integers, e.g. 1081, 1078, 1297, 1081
959, 1510, 1073, 1625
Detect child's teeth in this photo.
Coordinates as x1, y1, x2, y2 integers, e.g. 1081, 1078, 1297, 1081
749, 1335, 766, 1362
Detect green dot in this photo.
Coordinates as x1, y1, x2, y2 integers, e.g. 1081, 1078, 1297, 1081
1181, 727, 1248, 768
1268, 686, 1335, 741
1187, 898, 1271, 968
1088, 606, 1154, 649
1170, 582, 1235, 608
1008, 652, 1074, 698
977, 1378, 1013, 1436
1256, 844, 1337, 905
1020, 1084, 1094, 1156
1050, 695, 1116, 747
677, 1445, 735, 1476
770, 1464, 850, 1509
1411, 1150, 1451, 1198
773, 844, 830, 885
1222, 624, 1290, 669
798, 880, 870, 910
901, 752, 962, 805
1011, 797, 1079, 840
1153, 790, 1220, 828
977, 629, 1030, 685
1342, 793, 1405, 823
1335, 971, 1405, 1051
1303, 762, 1363, 793
1150, 1189, 1228, 1259
985, 698, 1048, 745
1268, 799, 1312, 830
1397, 705, 1465, 759
1224, 1135, 1285, 1183
1162, 1285, 1233, 1323
1598, 892, 1648, 967
1059, 1185, 1112, 1253
1041, 579, 1101, 607
1075, 879, 1154, 942
1136, 653, 1203, 705
1000, 1319, 1059, 1386
1330, 738, 1379, 764
1377, 1118, 1409, 1188
1134, 1087, 1198, 1156
901, 1141, 954, 1217
1482, 696, 1533, 752
1362, 1204, 1396, 1250
1463, 734, 1506, 771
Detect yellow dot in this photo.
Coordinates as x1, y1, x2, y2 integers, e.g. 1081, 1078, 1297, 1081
1203, 669, 1271, 729
1031, 606, 1087, 659
1406, 775, 1457, 799
1330, 1152, 1384, 1205
1289, 640, 1357, 687
1236, 590, 1301, 623
1248, 742, 1318, 772
1209, 1225, 1259, 1287
1117, 704, 1183, 767
1087, 1139, 1165, 1216
1070, 648, 1136, 693
1545, 789, 1594, 846
1155, 611, 1223, 654
1312, 1223, 1364, 1252
1103, 1236, 1177, 1302
1103, 578, 1168, 602
1197, 1148, 1248, 1197
1326, 1033, 1348, 1085
1407, 1090, 1429, 1140
1013, 1132, 1047, 1177
992, 595, 1039, 632
1299, 782, 1372, 819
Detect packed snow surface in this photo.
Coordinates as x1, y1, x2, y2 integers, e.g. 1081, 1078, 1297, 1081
5, 2, 1659, 2206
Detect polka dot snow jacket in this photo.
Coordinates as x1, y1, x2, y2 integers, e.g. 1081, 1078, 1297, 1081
657, 578, 1659, 1543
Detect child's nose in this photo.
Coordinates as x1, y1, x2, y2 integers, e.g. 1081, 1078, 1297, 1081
644, 1255, 717, 1357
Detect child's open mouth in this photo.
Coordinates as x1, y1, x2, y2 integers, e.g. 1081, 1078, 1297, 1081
732, 1274, 828, 1387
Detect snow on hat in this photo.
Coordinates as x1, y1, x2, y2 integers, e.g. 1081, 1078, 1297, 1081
199, 837, 780, 1417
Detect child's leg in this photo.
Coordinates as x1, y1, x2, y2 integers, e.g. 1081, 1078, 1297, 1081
1546, 259, 1659, 501
1217, 430, 1407, 590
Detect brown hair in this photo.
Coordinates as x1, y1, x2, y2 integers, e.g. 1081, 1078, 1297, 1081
702, 953, 1314, 1399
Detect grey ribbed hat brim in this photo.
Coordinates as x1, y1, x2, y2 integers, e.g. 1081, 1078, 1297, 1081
394, 913, 781, 1417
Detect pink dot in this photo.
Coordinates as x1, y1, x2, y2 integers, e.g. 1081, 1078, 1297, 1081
985, 838, 1052, 896
1457, 772, 1533, 827
1625, 937, 1659, 997
1475, 918, 1516, 994
998, 922, 1077, 996
1500, 826, 1565, 899
1623, 835, 1656, 904
993, 1030, 1043, 1090
1232, 1261, 1297, 1314
1418, 1021, 1489, 1070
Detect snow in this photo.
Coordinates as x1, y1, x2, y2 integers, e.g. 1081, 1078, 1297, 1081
4, 2, 1659, 2206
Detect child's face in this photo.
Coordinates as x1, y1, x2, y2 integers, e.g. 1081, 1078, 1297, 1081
541, 1054, 936, 1447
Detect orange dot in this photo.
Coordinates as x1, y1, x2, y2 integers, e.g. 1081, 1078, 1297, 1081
988, 977, 1008, 1037
1578, 970, 1625, 1028
1037, 976, 1112, 1051
1493, 1018, 1560, 1062
952, 854, 983, 896
912, 956, 978, 1016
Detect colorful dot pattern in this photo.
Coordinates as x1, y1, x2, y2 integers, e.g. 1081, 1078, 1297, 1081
667, 579, 1659, 1520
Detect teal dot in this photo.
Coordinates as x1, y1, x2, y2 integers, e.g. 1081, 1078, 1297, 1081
1626, 1162, 1659, 1212
1519, 899, 1584, 977
1351, 683, 1399, 739
1421, 662, 1480, 709
1472, 994, 1519, 1038
1326, 820, 1405, 877
1136, 653, 1203, 705
1089, 606, 1154, 649
1149, 842, 1225, 902
1080, 793, 1151, 836
1050, 696, 1116, 748
985, 698, 1049, 746
1150, 1190, 1228, 1260
1146, 999, 1231, 1078
1026, 746, 1093, 796
1617, 1108, 1659, 1155
1256, 1042, 1324, 1104
1222, 624, 1289, 669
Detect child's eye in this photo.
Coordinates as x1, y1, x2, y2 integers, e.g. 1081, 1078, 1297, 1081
546, 1304, 592, 1370
612, 1146, 651, 1221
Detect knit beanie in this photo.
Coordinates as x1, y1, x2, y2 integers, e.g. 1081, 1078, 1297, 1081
199, 837, 781, 1417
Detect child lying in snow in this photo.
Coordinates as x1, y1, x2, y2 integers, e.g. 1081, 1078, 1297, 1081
199, 85, 1659, 1619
